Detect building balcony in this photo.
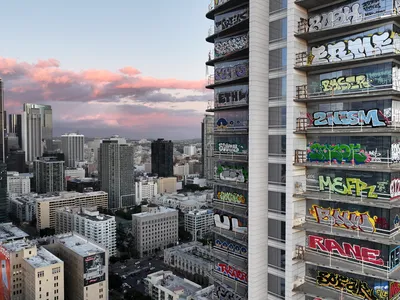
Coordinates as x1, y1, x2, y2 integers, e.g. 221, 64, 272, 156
206, 0, 250, 20
298, 246, 400, 282
294, 189, 399, 209
293, 277, 361, 300
292, 215, 400, 246
294, 0, 347, 10
206, 46, 249, 67
294, 117, 400, 136
213, 126, 249, 135
295, 10, 400, 41
294, 83, 400, 102
206, 13, 249, 43
212, 273, 248, 299
212, 226, 247, 243
213, 200, 247, 217
206, 74, 249, 90
213, 248, 248, 271
294, 51, 400, 72
213, 152, 248, 162
208, 179, 248, 190
206, 102, 249, 112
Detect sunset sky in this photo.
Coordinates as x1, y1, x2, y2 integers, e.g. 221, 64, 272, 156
0, 0, 212, 139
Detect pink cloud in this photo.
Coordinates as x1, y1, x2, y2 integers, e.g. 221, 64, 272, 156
81, 69, 123, 83
119, 66, 141, 76
116, 77, 206, 90
35, 58, 60, 68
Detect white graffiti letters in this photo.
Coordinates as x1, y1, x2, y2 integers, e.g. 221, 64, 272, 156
214, 285, 242, 300
215, 34, 248, 58
390, 179, 400, 200
392, 142, 400, 162
311, 31, 396, 65
309, 3, 362, 32
214, 214, 248, 234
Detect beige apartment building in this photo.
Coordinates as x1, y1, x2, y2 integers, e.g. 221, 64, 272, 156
132, 206, 178, 257
0, 239, 64, 300
35, 191, 108, 230
45, 233, 108, 300
157, 177, 177, 194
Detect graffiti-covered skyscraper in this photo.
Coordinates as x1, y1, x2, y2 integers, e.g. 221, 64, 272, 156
201, 115, 214, 181
205, 0, 400, 299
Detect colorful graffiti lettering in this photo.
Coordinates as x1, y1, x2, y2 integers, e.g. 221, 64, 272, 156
390, 282, 400, 299
375, 217, 389, 230
321, 75, 371, 92
319, 175, 378, 198
374, 284, 389, 299
214, 33, 249, 58
309, 205, 377, 233
215, 239, 248, 257
390, 179, 400, 200
313, 109, 386, 127
307, 143, 370, 164
376, 181, 388, 193
308, 235, 384, 266
308, 2, 362, 32
214, 214, 248, 234
214, 61, 249, 83
309, 31, 400, 65
368, 148, 382, 162
316, 271, 379, 300
214, 284, 241, 300
216, 87, 248, 106
217, 142, 247, 154
217, 191, 246, 204
216, 263, 248, 283
215, 165, 248, 183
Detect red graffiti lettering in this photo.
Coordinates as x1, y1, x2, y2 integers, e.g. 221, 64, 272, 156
217, 263, 248, 283
308, 235, 384, 266
390, 282, 400, 299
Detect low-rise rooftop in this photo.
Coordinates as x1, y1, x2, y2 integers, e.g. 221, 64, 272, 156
2, 239, 35, 253
0, 223, 29, 242
56, 233, 105, 257
25, 248, 62, 269
133, 206, 177, 218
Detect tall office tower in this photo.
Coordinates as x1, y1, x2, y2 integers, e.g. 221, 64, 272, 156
6, 149, 26, 173
61, 133, 84, 167
208, 1, 400, 299
9, 114, 22, 149
151, 138, 173, 177
34, 156, 64, 193
0, 80, 5, 163
99, 140, 135, 209
22, 104, 52, 162
201, 115, 214, 180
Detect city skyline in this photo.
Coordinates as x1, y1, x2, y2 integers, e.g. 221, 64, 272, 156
1, 0, 212, 140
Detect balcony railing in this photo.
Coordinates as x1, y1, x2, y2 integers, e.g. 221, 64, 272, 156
297, 8, 399, 34
295, 83, 400, 100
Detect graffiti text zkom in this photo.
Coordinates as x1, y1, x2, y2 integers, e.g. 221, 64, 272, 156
309, 205, 377, 233
307, 143, 370, 164
309, 235, 384, 266
313, 109, 386, 127
319, 175, 378, 198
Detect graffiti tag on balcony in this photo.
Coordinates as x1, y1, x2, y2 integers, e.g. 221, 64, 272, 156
317, 271, 380, 300
309, 205, 377, 233
374, 284, 389, 299
390, 178, 400, 200
313, 109, 386, 127
320, 75, 371, 92
309, 235, 384, 266
214, 214, 247, 234
391, 142, 400, 162
308, 2, 363, 32
215, 165, 248, 183
215, 62, 249, 82
215, 33, 249, 58
214, 284, 242, 300
215, 239, 248, 257
217, 142, 247, 154
215, 9, 248, 32
307, 143, 371, 164
216, 87, 248, 106
318, 175, 378, 198
217, 191, 246, 204
216, 263, 248, 283
309, 31, 400, 65
390, 282, 400, 299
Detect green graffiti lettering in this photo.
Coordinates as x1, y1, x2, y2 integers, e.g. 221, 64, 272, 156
320, 75, 371, 93
308, 143, 370, 164
318, 176, 378, 198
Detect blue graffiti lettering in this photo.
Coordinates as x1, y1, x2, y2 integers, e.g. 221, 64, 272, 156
313, 109, 386, 127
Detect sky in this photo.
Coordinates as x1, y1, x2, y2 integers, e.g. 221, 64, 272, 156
0, 0, 212, 139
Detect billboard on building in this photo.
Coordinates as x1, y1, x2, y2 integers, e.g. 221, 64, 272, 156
83, 253, 106, 286
0, 246, 10, 300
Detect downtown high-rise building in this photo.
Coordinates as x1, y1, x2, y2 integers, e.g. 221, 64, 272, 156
8, 113, 22, 149
206, 0, 400, 299
61, 132, 85, 167
201, 115, 214, 181
34, 156, 65, 193
22, 103, 53, 162
151, 138, 173, 177
99, 139, 135, 209
0, 80, 7, 222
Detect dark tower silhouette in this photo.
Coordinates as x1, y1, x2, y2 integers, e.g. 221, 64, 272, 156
151, 139, 173, 177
